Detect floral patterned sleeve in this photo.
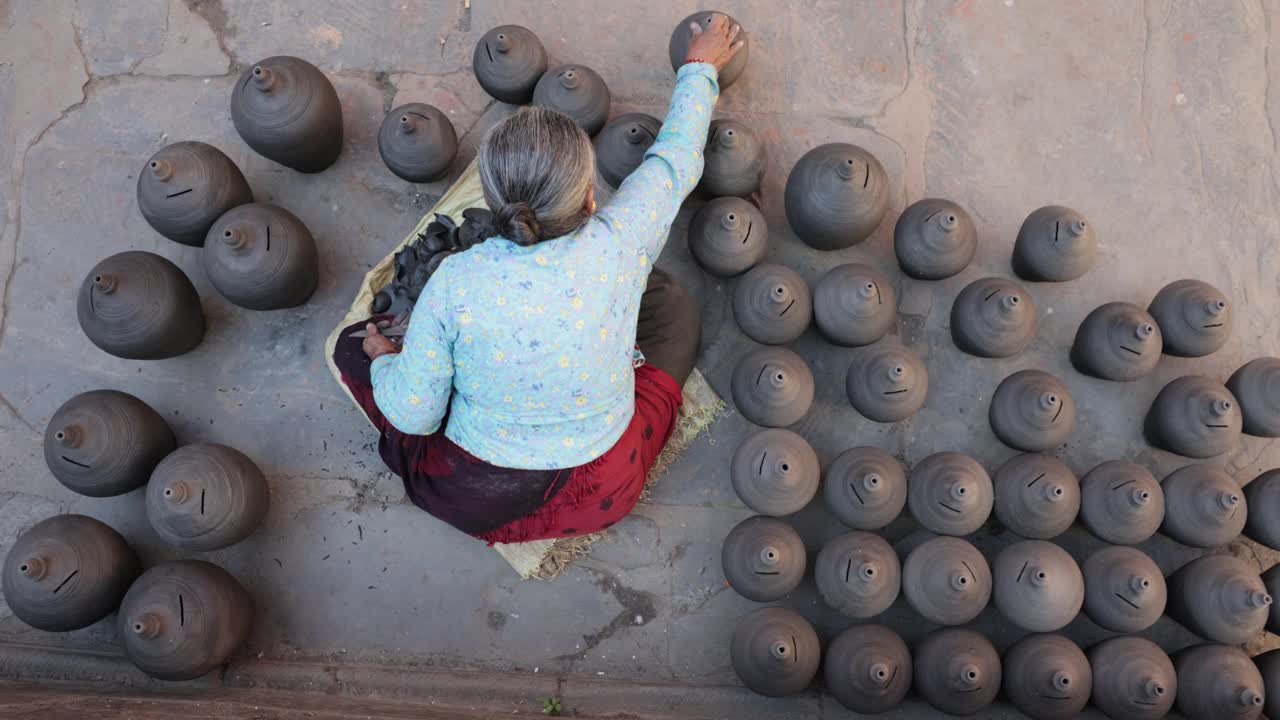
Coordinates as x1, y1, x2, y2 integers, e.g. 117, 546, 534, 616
369, 266, 455, 435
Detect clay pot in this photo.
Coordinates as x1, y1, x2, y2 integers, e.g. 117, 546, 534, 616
949, 277, 1038, 358
823, 447, 906, 530
1082, 546, 1166, 633
1160, 464, 1247, 548
901, 535, 991, 625
43, 390, 175, 498
913, 627, 1001, 716
729, 607, 819, 697
1088, 636, 1177, 720
688, 196, 767, 277
906, 452, 993, 536
378, 103, 458, 183
118, 560, 252, 681
1011, 205, 1097, 282
1145, 375, 1242, 458
594, 113, 660, 189
1070, 302, 1163, 381
668, 11, 749, 88
698, 119, 766, 198
814, 531, 901, 618
989, 370, 1075, 452
729, 347, 814, 427
1256, 648, 1280, 720
1079, 460, 1165, 545
1245, 470, 1280, 550
1, 515, 140, 632
231, 56, 343, 173
1002, 634, 1092, 720
146, 444, 270, 551
1167, 553, 1271, 645
721, 516, 805, 602
203, 203, 319, 310
992, 453, 1079, 539
812, 263, 897, 347
893, 198, 977, 280
1227, 358, 1280, 437
732, 264, 812, 345
729, 429, 819, 516
1148, 279, 1232, 357
77, 251, 205, 360
532, 64, 611, 137
473, 25, 547, 104
845, 343, 927, 423
136, 141, 253, 247
824, 624, 911, 714
1173, 644, 1265, 720
1265, 564, 1280, 634
992, 539, 1084, 633
784, 143, 889, 251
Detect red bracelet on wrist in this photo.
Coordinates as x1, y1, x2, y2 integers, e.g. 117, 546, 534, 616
684, 58, 708, 65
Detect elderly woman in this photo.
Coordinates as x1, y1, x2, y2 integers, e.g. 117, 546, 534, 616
332, 17, 743, 544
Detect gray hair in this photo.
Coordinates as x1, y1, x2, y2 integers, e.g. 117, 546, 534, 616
477, 106, 596, 246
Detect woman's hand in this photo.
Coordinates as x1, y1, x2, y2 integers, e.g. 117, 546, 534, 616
684, 13, 744, 73
363, 323, 400, 361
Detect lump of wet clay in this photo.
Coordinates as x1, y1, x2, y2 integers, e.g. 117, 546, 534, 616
950, 276, 1038, 358
992, 539, 1084, 633
1012, 205, 1096, 282
473, 25, 547, 104
44, 389, 176, 497
730, 347, 814, 427
812, 262, 897, 347
1144, 375, 1242, 458
823, 446, 907, 531
785, 143, 889, 251
1082, 545, 1166, 634
147, 444, 270, 551
1245, 469, 1280, 550
729, 428, 819, 516
901, 535, 992, 625
845, 343, 928, 423
371, 209, 495, 316
992, 453, 1079, 540
815, 531, 901, 619
231, 56, 343, 173
77, 251, 205, 360
378, 103, 458, 183
913, 627, 1001, 716
1226, 357, 1280, 437
698, 119, 766, 198
668, 11, 749, 88
1173, 644, 1265, 720
907, 451, 993, 537
1001, 633, 1092, 720
688, 196, 767, 278
1070, 302, 1162, 381
1160, 463, 1247, 548
532, 64, 611, 136
1148, 278, 1231, 357
137, 141, 253, 247
1079, 460, 1164, 545
1168, 553, 1271, 645
894, 198, 977, 280
730, 607, 819, 697
1088, 636, 1176, 720
203, 203, 319, 310
989, 370, 1075, 452
824, 624, 912, 715
721, 515, 805, 602
595, 113, 661, 189
733, 264, 812, 345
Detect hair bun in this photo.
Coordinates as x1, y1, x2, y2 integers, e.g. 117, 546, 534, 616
495, 201, 542, 246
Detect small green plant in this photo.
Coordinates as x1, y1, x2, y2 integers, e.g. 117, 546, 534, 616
540, 696, 562, 716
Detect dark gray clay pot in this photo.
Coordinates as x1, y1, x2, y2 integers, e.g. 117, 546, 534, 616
594, 113, 660, 189
824, 624, 911, 714
1245, 470, 1280, 550
814, 531, 900, 618
1001, 633, 1091, 720
1148, 279, 1231, 357
1082, 546, 1166, 633
1173, 644, 1265, 720
893, 198, 976, 280
203, 203, 319, 310
721, 516, 805, 602
1012, 205, 1096, 282
950, 277, 1037, 358
845, 343, 927, 423
1227, 357, 1280, 437
989, 369, 1075, 452
532, 64, 611, 137
231, 56, 343, 173
1079, 460, 1164, 544
733, 264, 812, 345
1160, 463, 1247, 548
378, 103, 457, 183
77, 251, 205, 360
992, 539, 1083, 633
137, 141, 253, 246
1265, 564, 1280, 634
1088, 636, 1176, 720
146, 444, 270, 551
668, 11, 749, 88
901, 535, 991, 625
823, 447, 907, 530
1070, 301, 1162, 381
698, 119, 765, 198
729, 429, 819, 516
729, 347, 814, 427
44, 389, 175, 498
1144, 375, 1242, 458
688, 196, 767, 277
729, 607, 819, 697
913, 627, 1001, 716
784, 143, 889, 251
1256, 648, 1280, 720
1167, 553, 1271, 645
992, 453, 1079, 539
907, 452, 993, 536
473, 25, 547, 104
812, 263, 896, 347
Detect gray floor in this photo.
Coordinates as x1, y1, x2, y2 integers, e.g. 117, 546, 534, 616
1, 0, 1279, 716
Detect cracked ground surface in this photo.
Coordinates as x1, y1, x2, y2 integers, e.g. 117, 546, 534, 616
1, 0, 1280, 715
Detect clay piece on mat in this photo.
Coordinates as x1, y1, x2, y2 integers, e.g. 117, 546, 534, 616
721, 515, 806, 602
136, 141, 253, 247
231, 56, 343, 173
992, 453, 1079, 539
473, 25, 547, 104
913, 627, 1002, 716
1160, 463, 1247, 548
118, 560, 253, 681
729, 347, 814, 427
812, 262, 897, 347
146, 444, 270, 551
1227, 358, 1280, 437
1088, 636, 1177, 720
532, 64, 611, 137
949, 277, 1038, 358
824, 624, 911, 715
1001, 634, 1092, 720
729, 429, 819, 516
845, 343, 927, 423
1148, 279, 1232, 358
1266, 565, 1280, 634
44, 390, 176, 498
1082, 546, 1167, 633
815, 531, 901, 618
1070, 301, 1163, 381
785, 143, 889, 251
1245, 470, 1280, 550
688, 196, 767, 277
729, 607, 820, 697
203, 203, 319, 310
893, 198, 977, 280
698, 119, 766, 198
1, 515, 140, 632
594, 113, 661, 189
992, 539, 1084, 633
378, 103, 458, 183
906, 452, 993, 537
1173, 644, 1265, 720
371, 209, 495, 316
732, 264, 812, 345
901, 535, 992, 625
77, 251, 205, 360
822, 446, 907, 530
1257, 648, 1280, 720
989, 370, 1076, 452
668, 11, 749, 88
1079, 460, 1164, 545
1167, 553, 1272, 645
1011, 205, 1097, 282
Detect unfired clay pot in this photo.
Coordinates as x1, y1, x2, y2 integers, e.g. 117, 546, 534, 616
721, 515, 806, 602
824, 624, 911, 715
1079, 460, 1165, 545
203, 203, 319, 310
231, 56, 343, 173
1070, 301, 1163, 381
893, 198, 977, 280
532, 64, 611, 136
1168, 553, 1271, 645
823, 447, 907, 530
950, 277, 1038, 358
913, 627, 1001, 716
815, 531, 900, 619
1001, 633, 1092, 720
77, 251, 205, 360
137, 141, 253, 246
1229, 358, 1280, 437
729, 607, 819, 697
43, 389, 175, 498
1148, 279, 1232, 357
595, 113, 660, 189
1245, 470, 1280, 550
733, 264, 812, 345
1082, 545, 1166, 633
1145, 375, 1242, 458
845, 344, 927, 423
1011, 205, 1096, 282
1088, 636, 1176, 720
1, 515, 140, 632
688, 196, 767, 277
146, 444, 270, 551
907, 452, 993, 536
699, 119, 766, 198
378, 103, 457, 183
118, 560, 253, 681
668, 11, 749, 88
812, 263, 897, 347
785, 143, 889, 251
730, 347, 814, 427
1160, 464, 1247, 548
992, 453, 1079, 539
901, 535, 991, 625
989, 370, 1076, 452
729, 429, 819, 516
473, 25, 547, 104
1173, 644, 1265, 720
1265, 564, 1280, 634
992, 539, 1084, 633
1256, 648, 1280, 720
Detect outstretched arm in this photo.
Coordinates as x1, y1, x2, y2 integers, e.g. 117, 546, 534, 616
368, 269, 456, 435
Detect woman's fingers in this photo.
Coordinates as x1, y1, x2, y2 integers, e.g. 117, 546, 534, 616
688, 20, 703, 35
727, 23, 741, 43
366, 322, 379, 337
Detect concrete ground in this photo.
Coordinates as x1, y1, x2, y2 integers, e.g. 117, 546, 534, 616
2, 0, 1279, 717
